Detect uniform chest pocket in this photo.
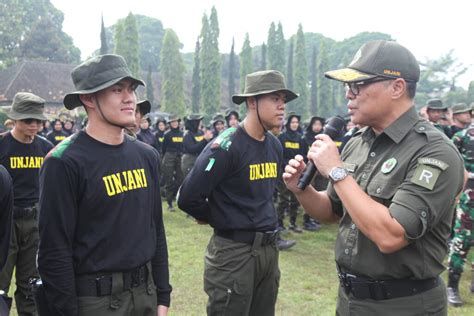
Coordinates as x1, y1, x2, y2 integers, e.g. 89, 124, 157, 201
367, 181, 399, 207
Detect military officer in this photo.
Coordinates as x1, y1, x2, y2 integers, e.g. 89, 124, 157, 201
283, 40, 464, 315
426, 98, 452, 137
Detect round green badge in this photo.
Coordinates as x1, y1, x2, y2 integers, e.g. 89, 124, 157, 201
381, 158, 397, 174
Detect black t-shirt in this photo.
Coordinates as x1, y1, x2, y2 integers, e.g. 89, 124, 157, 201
162, 128, 183, 154
183, 130, 207, 156
178, 126, 283, 231
46, 130, 69, 146
0, 132, 53, 207
0, 165, 13, 271
278, 129, 305, 166
38, 131, 171, 314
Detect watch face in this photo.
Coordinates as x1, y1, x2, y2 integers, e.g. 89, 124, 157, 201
331, 167, 347, 182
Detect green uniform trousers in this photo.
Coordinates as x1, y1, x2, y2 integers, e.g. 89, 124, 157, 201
276, 180, 300, 222
336, 278, 447, 316
204, 233, 280, 316
77, 281, 157, 316
181, 154, 197, 178
162, 152, 184, 205
0, 213, 39, 316
448, 191, 473, 273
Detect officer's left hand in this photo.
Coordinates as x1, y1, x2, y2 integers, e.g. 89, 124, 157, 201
308, 134, 343, 178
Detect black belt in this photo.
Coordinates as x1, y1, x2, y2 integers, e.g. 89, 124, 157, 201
13, 205, 37, 219
338, 271, 439, 300
76, 265, 148, 297
214, 229, 279, 246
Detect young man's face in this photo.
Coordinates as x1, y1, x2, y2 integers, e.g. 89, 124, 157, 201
426, 109, 444, 123
255, 92, 286, 129
95, 79, 138, 127
14, 119, 42, 137
454, 112, 471, 125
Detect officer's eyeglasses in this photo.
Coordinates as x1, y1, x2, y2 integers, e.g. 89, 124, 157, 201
20, 118, 42, 125
344, 78, 393, 96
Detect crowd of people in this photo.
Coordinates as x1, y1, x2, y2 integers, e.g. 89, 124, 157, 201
0, 39, 472, 316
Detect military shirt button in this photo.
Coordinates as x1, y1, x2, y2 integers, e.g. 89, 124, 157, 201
376, 187, 381, 194
370, 152, 376, 158
419, 126, 425, 131
351, 224, 356, 230
344, 248, 350, 255
421, 211, 427, 217
362, 173, 367, 179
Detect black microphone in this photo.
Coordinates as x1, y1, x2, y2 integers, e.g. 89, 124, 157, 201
296, 115, 346, 190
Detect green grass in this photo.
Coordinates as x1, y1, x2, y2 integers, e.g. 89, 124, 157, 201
7, 206, 474, 315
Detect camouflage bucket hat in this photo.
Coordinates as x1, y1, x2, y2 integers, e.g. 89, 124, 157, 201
232, 70, 298, 105
137, 100, 151, 116
8, 92, 48, 121
451, 103, 471, 114
211, 113, 225, 125
63, 54, 145, 110
426, 98, 447, 110
325, 40, 420, 83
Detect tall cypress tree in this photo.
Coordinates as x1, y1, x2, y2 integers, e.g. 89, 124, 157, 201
228, 38, 236, 109
267, 22, 276, 70
159, 29, 185, 116
100, 14, 108, 55
310, 45, 318, 115
317, 41, 332, 116
293, 24, 309, 118
467, 81, 474, 105
239, 33, 253, 117
192, 37, 201, 114
200, 9, 221, 121
260, 42, 267, 70
286, 38, 294, 90
274, 22, 286, 73
146, 65, 154, 105
114, 12, 140, 78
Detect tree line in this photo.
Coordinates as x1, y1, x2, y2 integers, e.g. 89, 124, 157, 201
1, 1, 473, 122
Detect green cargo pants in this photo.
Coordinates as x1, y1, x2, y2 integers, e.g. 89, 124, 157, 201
76, 264, 157, 316
162, 151, 184, 205
277, 179, 300, 223
204, 233, 280, 316
336, 278, 447, 316
181, 154, 197, 178
0, 212, 39, 316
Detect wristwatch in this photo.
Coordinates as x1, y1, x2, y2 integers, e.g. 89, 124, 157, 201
328, 166, 348, 184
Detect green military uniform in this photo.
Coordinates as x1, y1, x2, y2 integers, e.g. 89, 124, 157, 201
447, 123, 474, 306
324, 40, 465, 315
328, 107, 463, 315
426, 98, 452, 138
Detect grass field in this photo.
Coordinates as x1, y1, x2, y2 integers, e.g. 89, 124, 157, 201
8, 205, 474, 315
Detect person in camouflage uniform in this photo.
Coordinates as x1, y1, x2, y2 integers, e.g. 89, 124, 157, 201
447, 123, 474, 306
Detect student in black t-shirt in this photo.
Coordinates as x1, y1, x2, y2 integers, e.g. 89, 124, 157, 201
46, 118, 69, 145
0, 92, 53, 315
0, 165, 13, 273
178, 70, 298, 315
38, 54, 171, 316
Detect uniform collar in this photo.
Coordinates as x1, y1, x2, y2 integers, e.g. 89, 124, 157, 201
360, 106, 419, 144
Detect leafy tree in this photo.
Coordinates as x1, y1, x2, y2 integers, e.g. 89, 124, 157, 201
286, 38, 294, 90
146, 65, 154, 105
114, 12, 140, 78
260, 43, 267, 70
159, 29, 185, 116
0, 0, 80, 68
100, 14, 108, 55
192, 37, 201, 113
228, 38, 236, 109
310, 45, 318, 116
267, 22, 286, 73
200, 10, 221, 121
292, 24, 309, 118
239, 33, 253, 117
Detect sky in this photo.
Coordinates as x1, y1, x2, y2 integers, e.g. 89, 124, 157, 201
51, 0, 473, 88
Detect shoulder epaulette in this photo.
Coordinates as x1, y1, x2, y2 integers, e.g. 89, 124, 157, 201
211, 127, 237, 151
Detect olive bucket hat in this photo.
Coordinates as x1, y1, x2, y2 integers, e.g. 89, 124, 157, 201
136, 100, 151, 116
426, 98, 447, 111
8, 92, 48, 121
64, 54, 145, 110
232, 70, 298, 105
325, 40, 420, 83
452, 103, 471, 114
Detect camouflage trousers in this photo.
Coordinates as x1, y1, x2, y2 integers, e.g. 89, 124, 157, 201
448, 191, 474, 273
181, 154, 197, 179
